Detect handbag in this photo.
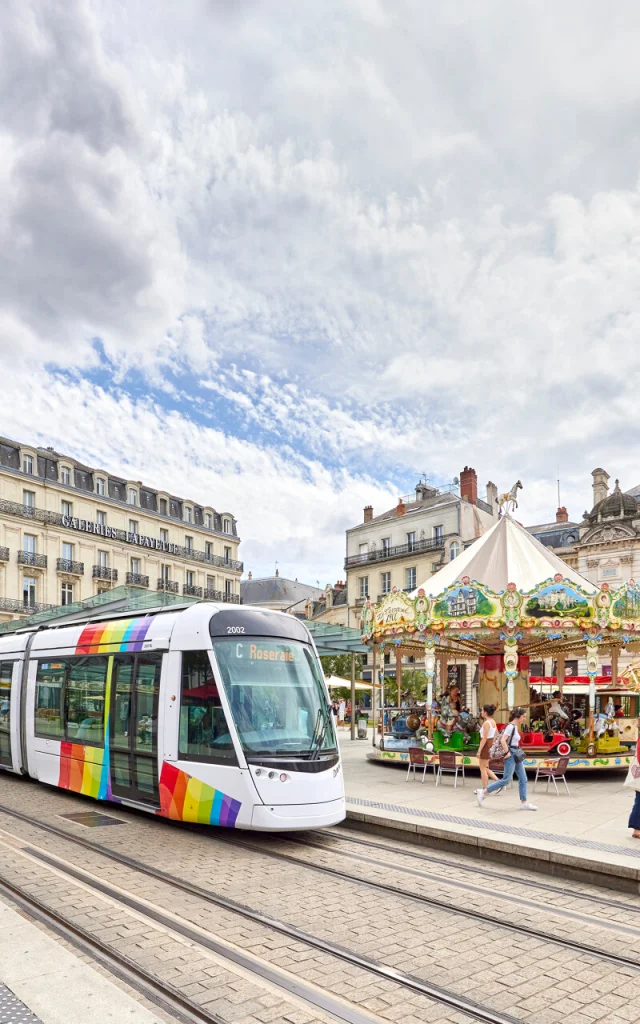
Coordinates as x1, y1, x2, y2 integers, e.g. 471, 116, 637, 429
623, 756, 640, 792
512, 746, 525, 764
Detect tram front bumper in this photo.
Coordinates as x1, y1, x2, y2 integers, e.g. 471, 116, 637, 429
249, 797, 346, 831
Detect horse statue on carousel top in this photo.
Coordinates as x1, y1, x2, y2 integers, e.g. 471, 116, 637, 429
498, 480, 523, 514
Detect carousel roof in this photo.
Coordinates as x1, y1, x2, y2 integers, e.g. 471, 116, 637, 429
411, 513, 597, 598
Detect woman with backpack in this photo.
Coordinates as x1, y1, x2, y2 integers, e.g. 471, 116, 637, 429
476, 708, 537, 810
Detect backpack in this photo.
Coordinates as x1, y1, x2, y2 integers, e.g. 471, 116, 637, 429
489, 723, 515, 761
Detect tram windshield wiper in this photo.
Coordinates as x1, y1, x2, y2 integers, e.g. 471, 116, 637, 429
309, 703, 332, 760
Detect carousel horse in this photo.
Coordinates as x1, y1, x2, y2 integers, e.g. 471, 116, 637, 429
593, 712, 620, 739
498, 480, 523, 512
452, 709, 479, 744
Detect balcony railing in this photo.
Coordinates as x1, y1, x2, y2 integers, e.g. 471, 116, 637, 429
17, 551, 47, 568
345, 533, 454, 569
0, 597, 56, 615
0, 547, 8, 562
56, 558, 84, 575
157, 578, 179, 593
203, 589, 241, 604
92, 565, 118, 581
126, 572, 149, 587
183, 584, 203, 597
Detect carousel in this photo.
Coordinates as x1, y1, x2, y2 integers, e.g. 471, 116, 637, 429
362, 490, 640, 774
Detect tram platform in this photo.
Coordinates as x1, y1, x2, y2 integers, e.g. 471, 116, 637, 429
0, 896, 166, 1024
338, 726, 640, 890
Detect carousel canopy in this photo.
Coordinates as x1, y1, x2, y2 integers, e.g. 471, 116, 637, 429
411, 514, 597, 598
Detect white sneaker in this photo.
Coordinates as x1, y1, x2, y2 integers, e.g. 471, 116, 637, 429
520, 802, 537, 811
475, 788, 485, 807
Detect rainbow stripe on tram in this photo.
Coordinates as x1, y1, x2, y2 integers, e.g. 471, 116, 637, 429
76, 617, 153, 654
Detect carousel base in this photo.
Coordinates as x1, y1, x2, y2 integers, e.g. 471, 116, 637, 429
368, 745, 633, 772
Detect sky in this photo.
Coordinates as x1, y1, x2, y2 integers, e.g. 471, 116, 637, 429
2, 0, 640, 584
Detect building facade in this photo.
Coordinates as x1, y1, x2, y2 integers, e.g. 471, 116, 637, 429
0, 436, 242, 622
240, 572, 323, 613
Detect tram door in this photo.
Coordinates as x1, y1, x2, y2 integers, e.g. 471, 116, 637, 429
110, 654, 162, 804
0, 661, 13, 768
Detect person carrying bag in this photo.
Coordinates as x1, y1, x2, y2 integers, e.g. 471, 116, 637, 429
624, 735, 640, 838
476, 708, 537, 810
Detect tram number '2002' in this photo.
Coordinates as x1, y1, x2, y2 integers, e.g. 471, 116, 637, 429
226, 626, 245, 634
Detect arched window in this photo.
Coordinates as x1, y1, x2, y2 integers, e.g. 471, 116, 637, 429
449, 542, 460, 561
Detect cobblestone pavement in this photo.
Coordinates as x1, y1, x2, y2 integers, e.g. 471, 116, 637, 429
0, 776, 640, 1024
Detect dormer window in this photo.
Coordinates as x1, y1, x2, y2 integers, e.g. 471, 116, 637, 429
95, 477, 106, 496
205, 512, 213, 529
127, 488, 138, 506
22, 454, 34, 475
60, 466, 71, 486
184, 506, 193, 523
223, 518, 232, 534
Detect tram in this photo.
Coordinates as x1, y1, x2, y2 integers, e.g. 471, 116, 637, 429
0, 603, 345, 831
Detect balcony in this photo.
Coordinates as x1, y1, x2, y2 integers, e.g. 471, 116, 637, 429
0, 597, 56, 615
183, 584, 203, 597
203, 589, 241, 604
0, 547, 8, 562
92, 565, 118, 581
17, 551, 47, 569
157, 578, 179, 593
345, 533, 454, 570
126, 572, 149, 588
56, 558, 84, 576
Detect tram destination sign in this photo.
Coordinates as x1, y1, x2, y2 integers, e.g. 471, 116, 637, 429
61, 515, 181, 554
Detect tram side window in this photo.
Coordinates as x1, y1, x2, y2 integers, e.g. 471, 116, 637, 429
0, 661, 14, 766
35, 657, 108, 745
179, 651, 237, 764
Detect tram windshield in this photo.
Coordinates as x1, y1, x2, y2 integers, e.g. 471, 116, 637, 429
212, 638, 336, 757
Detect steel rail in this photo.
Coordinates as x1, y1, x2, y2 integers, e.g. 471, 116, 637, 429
0, 804, 522, 1024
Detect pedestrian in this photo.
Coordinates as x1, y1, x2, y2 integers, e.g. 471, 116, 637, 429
338, 698, 346, 727
346, 698, 352, 724
627, 735, 640, 839
476, 704, 500, 792
476, 708, 537, 811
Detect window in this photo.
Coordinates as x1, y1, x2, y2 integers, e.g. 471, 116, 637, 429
23, 577, 36, 607
433, 525, 443, 543
96, 510, 106, 528
131, 557, 141, 574
381, 571, 391, 595
179, 651, 237, 763
24, 534, 36, 554
184, 506, 193, 523
223, 518, 232, 534
185, 536, 193, 553
0, 661, 13, 767
97, 550, 108, 568
384, 652, 391, 665
359, 576, 369, 598
127, 488, 137, 506
160, 528, 168, 544
22, 454, 34, 475
405, 567, 416, 591
407, 531, 416, 551
432, 561, 440, 572
159, 498, 168, 516
205, 513, 212, 529
35, 657, 108, 745
359, 543, 368, 554
60, 466, 71, 486
206, 575, 215, 591
61, 582, 74, 606
225, 579, 233, 598
95, 477, 105, 496
186, 570, 195, 587
23, 490, 35, 510
449, 541, 460, 561
160, 564, 170, 582
205, 542, 213, 559
381, 537, 390, 552
61, 500, 72, 517
224, 546, 231, 564
62, 542, 74, 561
128, 519, 138, 535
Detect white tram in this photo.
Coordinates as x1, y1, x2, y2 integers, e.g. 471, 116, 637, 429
0, 603, 345, 830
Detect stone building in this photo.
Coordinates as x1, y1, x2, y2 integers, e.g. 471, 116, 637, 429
0, 436, 242, 622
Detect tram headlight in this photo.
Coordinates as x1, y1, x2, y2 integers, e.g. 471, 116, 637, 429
268, 771, 277, 779
254, 768, 262, 776
279, 773, 288, 782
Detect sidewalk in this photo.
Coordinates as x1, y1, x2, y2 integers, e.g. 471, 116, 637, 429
337, 726, 640, 888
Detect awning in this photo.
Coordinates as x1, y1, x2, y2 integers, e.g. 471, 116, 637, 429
304, 622, 369, 654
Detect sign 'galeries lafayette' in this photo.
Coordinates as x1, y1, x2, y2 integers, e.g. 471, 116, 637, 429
61, 515, 181, 554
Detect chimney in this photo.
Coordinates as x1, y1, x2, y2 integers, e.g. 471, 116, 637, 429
325, 584, 333, 609
592, 468, 610, 506
460, 466, 478, 506
556, 506, 569, 522
396, 498, 406, 516
486, 481, 498, 513
248, 571, 252, 580
363, 505, 373, 523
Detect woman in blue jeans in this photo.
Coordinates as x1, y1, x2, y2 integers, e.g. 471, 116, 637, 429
476, 708, 537, 810
630, 737, 640, 839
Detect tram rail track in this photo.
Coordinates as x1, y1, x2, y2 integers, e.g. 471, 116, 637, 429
0, 805, 524, 1024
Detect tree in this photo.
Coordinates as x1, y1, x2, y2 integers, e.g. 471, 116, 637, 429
319, 653, 362, 680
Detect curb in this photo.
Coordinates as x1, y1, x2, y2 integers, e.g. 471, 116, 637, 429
341, 809, 640, 894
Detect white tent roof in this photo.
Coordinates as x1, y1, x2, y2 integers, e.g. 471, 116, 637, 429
411, 514, 597, 598
325, 675, 373, 690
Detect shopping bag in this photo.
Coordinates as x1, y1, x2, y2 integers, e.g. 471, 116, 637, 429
623, 757, 640, 792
